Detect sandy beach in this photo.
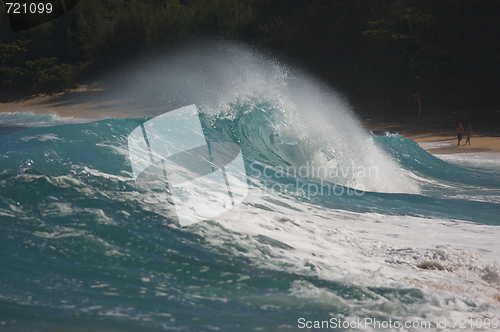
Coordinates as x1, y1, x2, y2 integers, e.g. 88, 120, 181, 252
0, 88, 170, 120
360, 104, 500, 155
1, 89, 499, 155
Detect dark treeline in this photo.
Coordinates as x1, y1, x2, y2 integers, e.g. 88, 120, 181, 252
1, 0, 499, 106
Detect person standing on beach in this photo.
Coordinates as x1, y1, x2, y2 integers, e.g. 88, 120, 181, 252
456, 122, 464, 146
465, 123, 473, 145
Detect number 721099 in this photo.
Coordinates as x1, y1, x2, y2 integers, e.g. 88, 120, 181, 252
5, 2, 53, 14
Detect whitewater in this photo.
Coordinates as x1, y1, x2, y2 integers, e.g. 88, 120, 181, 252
0, 42, 499, 331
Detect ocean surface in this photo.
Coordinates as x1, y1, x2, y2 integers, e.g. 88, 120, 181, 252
1, 45, 499, 331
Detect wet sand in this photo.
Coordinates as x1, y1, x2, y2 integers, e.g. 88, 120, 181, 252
406, 135, 500, 154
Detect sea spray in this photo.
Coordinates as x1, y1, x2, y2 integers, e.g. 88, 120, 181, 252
112, 41, 420, 193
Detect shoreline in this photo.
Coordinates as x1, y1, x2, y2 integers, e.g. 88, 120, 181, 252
0, 88, 167, 120
403, 135, 500, 155
1, 90, 499, 155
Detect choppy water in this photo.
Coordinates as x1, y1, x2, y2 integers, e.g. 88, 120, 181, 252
1, 43, 499, 331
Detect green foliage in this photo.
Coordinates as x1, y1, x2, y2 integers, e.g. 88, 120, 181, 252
0, 40, 29, 64
24, 58, 77, 92
191, 0, 254, 37
74, 0, 254, 81
0, 0, 499, 106
0, 40, 30, 91
358, 0, 500, 103
0, 41, 79, 92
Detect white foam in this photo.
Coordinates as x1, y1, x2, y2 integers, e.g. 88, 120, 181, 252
418, 141, 455, 150
271, 101, 421, 194
434, 152, 500, 172
20, 133, 61, 142
0, 111, 90, 127
183, 187, 500, 321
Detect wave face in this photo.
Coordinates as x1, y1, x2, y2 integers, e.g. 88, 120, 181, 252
1, 43, 499, 331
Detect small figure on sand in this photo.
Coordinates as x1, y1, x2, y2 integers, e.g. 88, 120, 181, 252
465, 123, 473, 145
456, 122, 464, 146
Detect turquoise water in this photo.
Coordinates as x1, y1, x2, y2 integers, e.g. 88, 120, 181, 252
1, 106, 499, 331
1, 44, 499, 331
